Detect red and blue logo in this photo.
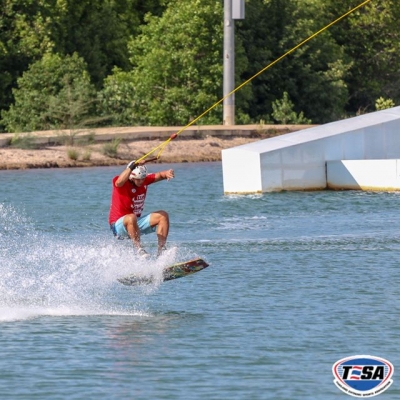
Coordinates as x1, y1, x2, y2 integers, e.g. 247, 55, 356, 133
332, 355, 394, 397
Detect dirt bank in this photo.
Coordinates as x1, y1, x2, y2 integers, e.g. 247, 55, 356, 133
0, 136, 261, 170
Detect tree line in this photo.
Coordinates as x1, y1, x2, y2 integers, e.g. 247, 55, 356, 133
0, 0, 399, 133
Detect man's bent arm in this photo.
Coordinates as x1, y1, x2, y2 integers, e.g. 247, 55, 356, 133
115, 166, 132, 187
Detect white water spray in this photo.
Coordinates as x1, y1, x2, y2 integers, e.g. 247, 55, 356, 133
0, 204, 186, 321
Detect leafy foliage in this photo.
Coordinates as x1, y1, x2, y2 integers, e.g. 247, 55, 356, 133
1, 53, 96, 132
324, 0, 400, 113
272, 92, 311, 124
0, 0, 56, 116
97, 68, 138, 126
10, 133, 37, 149
102, 138, 122, 158
0, 0, 399, 132
100, 0, 225, 126
67, 148, 80, 160
236, 0, 350, 124
375, 97, 395, 111
0, 0, 167, 120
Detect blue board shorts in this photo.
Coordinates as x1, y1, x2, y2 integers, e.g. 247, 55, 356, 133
110, 214, 156, 239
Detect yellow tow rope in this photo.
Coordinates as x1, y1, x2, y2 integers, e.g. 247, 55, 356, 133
136, 0, 372, 164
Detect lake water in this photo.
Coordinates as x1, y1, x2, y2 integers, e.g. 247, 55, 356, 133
0, 162, 399, 399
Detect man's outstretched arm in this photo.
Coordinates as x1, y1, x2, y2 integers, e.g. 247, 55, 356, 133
154, 169, 174, 183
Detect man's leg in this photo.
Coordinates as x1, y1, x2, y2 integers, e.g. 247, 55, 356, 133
123, 214, 142, 250
149, 210, 169, 255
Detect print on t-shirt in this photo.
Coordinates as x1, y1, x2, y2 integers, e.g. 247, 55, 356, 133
132, 191, 146, 216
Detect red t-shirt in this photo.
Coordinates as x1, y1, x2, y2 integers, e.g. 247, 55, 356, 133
108, 173, 156, 224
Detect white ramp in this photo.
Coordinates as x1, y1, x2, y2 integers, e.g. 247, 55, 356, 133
327, 159, 400, 191
222, 107, 400, 193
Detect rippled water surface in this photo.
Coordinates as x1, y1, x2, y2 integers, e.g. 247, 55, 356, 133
0, 162, 399, 399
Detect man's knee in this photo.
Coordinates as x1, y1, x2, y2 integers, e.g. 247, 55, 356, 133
150, 210, 169, 226
124, 214, 138, 227
159, 210, 169, 220
158, 211, 169, 226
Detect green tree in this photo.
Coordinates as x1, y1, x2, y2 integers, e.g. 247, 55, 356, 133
325, 0, 400, 114
97, 68, 138, 126
0, 0, 56, 118
47, 0, 169, 89
235, 0, 350, 124
50, 0, 148, 89
2, 0, 399, 130
235, 0, 294, 122
1, 52, 96, 132
100, 0, 225, 126
0, 0, 168, 121
272, 92, 311, 124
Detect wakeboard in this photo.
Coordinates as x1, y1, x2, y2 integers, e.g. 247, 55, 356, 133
118, 257, 209, 286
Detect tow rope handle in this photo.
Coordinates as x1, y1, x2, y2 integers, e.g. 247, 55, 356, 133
135, 132, 178, 164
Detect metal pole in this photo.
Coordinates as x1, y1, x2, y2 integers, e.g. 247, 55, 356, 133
223, 0, 235, 125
